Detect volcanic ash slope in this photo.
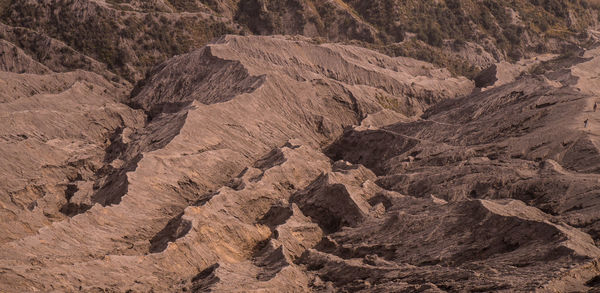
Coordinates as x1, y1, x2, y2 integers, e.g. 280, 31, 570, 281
0, 35, 472, 291
325, 48, 600, 291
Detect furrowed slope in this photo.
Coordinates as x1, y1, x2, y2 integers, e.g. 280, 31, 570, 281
0, 35, 471, 292
324, 47, 600, 291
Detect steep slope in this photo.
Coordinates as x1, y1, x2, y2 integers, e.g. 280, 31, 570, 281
0, 0, 379, 82
0, 35, 471, 291
346, 0, 599, 53
0, 39, 50, 74
234, 0, 379, 42
4, 0, 598, 82
2, 32, 600, 293
0, 28, 140, 246
0, 23, 123, 81
2, 0, 600, 291
2, 0, 244, 81
325, 47, 600, 291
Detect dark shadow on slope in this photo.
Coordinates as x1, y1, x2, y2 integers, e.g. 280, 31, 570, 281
60, 108, 189, 217
325, 128, 419, 176
129, 46, 266, 116
257, 205, 293, 230
148, 213, 192, 253
291, 174, 369, 234
58, 46, 268, 217
586, 275, 600, 287
189, 264, 221, 292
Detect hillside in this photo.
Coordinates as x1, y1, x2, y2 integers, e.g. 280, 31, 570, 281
0, 35, 474, 291
2, 1, 600, 292
1, 32, 600, 292
2, 0, 599, 81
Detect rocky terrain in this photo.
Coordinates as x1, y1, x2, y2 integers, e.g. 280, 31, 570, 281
2, 0, 600, 292
2, 0, 599, 80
